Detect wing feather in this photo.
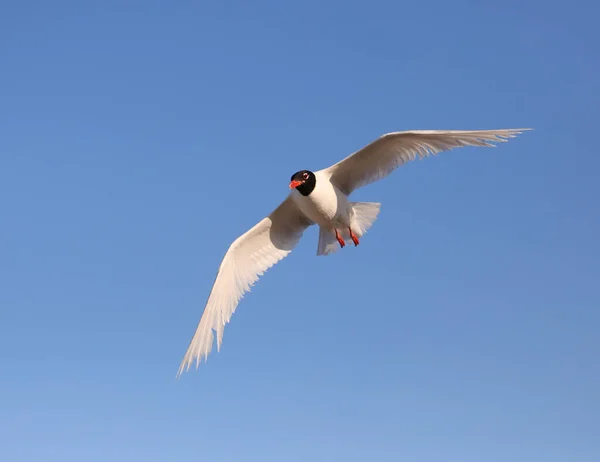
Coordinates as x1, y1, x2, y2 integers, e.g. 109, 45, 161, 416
177, 196, 312, 376
323, 129, 531, 194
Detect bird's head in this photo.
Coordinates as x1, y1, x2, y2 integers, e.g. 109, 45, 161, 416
289, 170, 316, 196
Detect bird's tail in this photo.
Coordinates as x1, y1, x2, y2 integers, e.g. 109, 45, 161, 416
349, 201, 381, 237
316, 202, 381, 256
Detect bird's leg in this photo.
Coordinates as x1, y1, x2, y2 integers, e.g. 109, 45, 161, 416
335, 229, 345, 248
349, 227, 360, 246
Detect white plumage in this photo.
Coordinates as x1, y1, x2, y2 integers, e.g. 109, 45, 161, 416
324, 129, 528, 194
177, 128, 530, 376
177, 197, 312, 374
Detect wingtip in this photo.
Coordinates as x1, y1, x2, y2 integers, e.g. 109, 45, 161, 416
505, 128, 533, 134
488, 128, 532, 140
176, 362, 188, 379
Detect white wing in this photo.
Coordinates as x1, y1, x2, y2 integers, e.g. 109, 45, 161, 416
177, 195, 312, 376
323, 129, 531, 195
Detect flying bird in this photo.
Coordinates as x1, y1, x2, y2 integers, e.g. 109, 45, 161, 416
177, 128, 530, 376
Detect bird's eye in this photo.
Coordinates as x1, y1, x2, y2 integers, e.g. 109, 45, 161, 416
302, 172, 309, 180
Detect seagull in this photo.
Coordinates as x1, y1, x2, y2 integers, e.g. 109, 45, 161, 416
177, 128, 530, 375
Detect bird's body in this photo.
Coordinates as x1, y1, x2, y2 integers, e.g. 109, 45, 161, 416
290, 170, 379, 252
177, 128, 531, 376
290, 170, 352, 228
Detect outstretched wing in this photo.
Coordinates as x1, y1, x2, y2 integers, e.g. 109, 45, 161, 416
323, 129, 530, 195
177, 196, 312, 376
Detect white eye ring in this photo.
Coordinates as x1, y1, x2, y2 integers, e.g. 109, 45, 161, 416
302, 172, 309, 179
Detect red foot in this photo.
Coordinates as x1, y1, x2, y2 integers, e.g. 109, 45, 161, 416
349, 228, 360, 247
335, 229, 345, 248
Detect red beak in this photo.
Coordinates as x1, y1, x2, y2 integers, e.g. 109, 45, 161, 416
289, 180, 302, 189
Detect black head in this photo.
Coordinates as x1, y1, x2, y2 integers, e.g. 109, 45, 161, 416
289, 170, 316, 196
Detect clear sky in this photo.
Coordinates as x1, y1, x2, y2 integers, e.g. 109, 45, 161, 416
2, 1, 599, 461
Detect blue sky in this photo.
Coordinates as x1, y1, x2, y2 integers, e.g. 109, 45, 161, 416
1, 1, 599, 461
